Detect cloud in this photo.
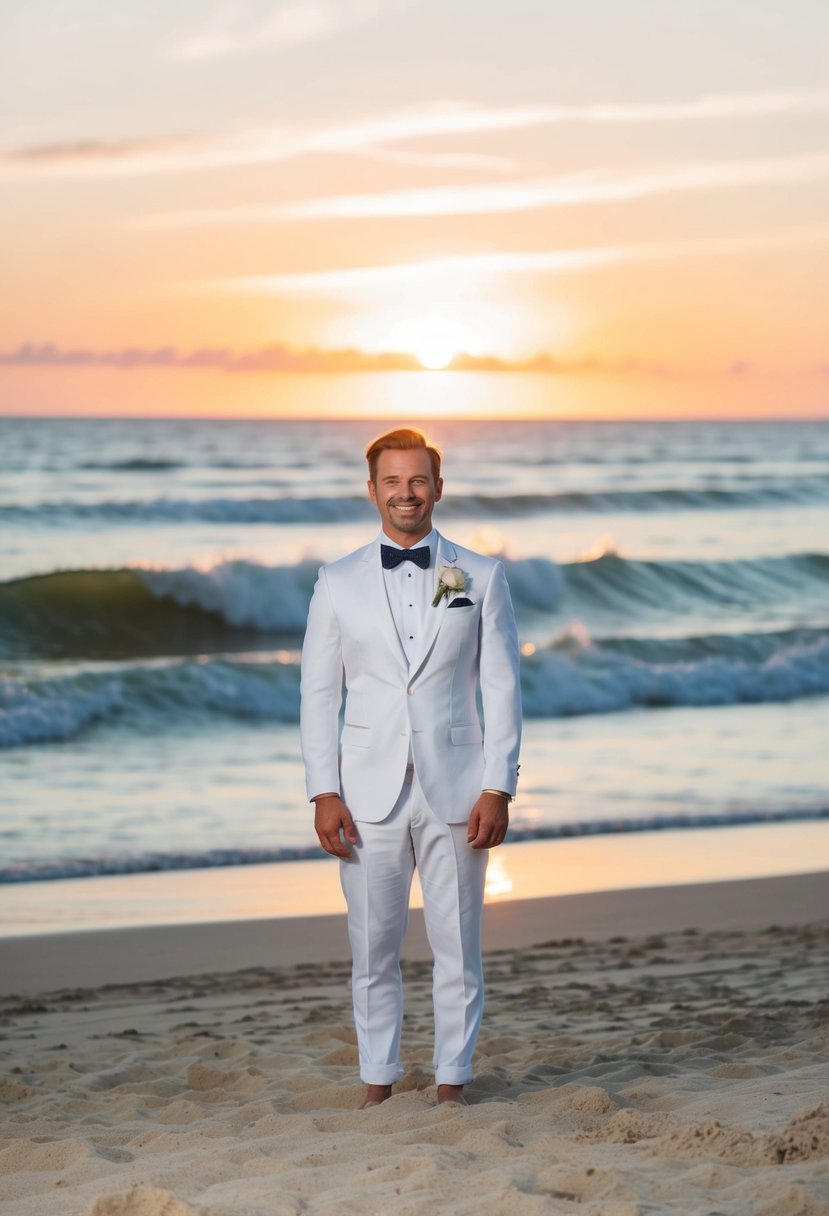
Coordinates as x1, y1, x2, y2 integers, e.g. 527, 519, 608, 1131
217, 246, 633, 293
134, 151, 829, 228
4, 90, 829, 179
0, 340, 674, 376
167, 0, 396, 62
0, 341, 419, 373
355, 146, 523, 174
203, 224, 829, 294
547, 90, 829, 123
0, 344, 231, 369
1, 131, 244, 177
5, 136, 190, 169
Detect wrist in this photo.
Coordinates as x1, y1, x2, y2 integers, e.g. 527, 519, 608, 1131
482, 788, 512, 802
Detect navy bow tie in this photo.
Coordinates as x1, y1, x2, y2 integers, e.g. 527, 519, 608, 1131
381, 543, 431, 570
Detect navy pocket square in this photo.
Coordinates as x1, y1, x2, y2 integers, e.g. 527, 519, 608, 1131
448, 597, 474, 608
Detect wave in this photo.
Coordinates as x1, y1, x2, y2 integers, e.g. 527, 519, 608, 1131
78, 457, 186, 471
1, 495, 372, 525
534, 550, 829, 620
2, 626, 827, 747
2, 550, 828, 660
520, 629, 829, 717
4, 477, 829, 526
0, 561, 321, 658
76, 457, 286, 472
0, 656, 301, 747
3, 804, 826, 883
543, 622, 828, 664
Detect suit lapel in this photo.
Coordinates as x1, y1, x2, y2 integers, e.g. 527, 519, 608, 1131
408, 533, 457, 682
361, 539, 409, 674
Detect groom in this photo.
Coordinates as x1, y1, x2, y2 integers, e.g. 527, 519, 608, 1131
300, 427, 522, 1107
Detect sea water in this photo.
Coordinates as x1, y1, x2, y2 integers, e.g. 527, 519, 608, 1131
1, 416, 827, 884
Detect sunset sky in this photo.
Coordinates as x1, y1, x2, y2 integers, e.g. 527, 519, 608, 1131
2, 0, 828, 418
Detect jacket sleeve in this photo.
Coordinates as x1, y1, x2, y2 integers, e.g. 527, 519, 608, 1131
479, 560, 522, 797
299, 567, 345, 802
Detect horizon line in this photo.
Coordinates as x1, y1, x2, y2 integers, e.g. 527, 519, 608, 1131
1, 411, 825, 424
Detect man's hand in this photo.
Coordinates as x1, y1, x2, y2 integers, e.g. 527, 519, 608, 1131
466, 791, 509, 849
314, 794, 359, 858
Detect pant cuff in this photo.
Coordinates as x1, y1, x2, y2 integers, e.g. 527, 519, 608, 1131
360, 1063, 405, 1085
435, 1065, 474, 1086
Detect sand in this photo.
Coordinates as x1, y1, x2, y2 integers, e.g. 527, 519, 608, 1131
1, 873, 828, 1215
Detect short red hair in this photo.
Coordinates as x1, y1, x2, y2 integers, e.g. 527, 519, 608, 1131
365, 427, 442, 484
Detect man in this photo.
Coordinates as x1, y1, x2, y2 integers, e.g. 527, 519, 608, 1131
300, 427, 521, 1108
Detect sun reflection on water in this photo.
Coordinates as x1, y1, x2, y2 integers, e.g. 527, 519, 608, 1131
485, 853, 514, 900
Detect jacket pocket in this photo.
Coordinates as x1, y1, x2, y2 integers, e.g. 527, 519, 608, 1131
341, 722, 372, 748
450, 721, 483, 746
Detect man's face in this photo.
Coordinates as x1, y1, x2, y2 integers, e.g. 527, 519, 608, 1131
368, 447, 443, 546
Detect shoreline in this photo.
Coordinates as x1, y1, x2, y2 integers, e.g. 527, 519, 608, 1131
5, 807, 826, 887
2, 819, 827, 942
2, 869, 826, 998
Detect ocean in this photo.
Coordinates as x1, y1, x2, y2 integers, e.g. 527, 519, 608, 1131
1, 415, 827, 886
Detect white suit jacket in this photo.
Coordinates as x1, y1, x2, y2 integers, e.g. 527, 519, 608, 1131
299, 531, 522, 823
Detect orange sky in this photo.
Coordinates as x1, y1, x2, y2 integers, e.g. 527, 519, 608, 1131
2, 1, 828, 418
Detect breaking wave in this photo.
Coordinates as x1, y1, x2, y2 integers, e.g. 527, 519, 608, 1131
1, 551, 827, 658
2, 626, 827, 748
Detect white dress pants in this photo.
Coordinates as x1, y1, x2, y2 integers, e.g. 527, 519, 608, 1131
339, 767, 488, 1087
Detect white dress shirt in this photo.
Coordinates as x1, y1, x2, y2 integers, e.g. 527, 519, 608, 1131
380, 528, 436, 667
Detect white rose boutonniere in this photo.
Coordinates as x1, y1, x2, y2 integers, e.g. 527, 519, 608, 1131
432, 565, 467, 607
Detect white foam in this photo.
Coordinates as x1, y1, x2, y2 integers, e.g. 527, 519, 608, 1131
137, 558, 320, 630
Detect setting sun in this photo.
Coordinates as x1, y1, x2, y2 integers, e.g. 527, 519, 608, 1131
392, 317, 481, 372
415, 339, 455, 371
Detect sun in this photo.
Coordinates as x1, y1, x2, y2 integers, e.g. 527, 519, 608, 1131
392, 317, 479, 371
415, 335, 457, 370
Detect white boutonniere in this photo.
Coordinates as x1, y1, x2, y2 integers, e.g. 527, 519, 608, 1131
432, 565, 467, 606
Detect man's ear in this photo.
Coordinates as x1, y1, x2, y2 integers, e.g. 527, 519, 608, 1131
367, 478, 377, 504
434, 477, 444, 503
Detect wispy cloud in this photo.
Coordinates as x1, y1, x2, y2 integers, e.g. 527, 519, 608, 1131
213, 247, 634, 293
0, 341, 676, 376
354, 145, 523, 174
5, 136, 191, 169
4, 91, 829, 179
167, 0, 397, 62
134, 151, 829, 228
201, 224, 829, 294
543, 90, 829, 123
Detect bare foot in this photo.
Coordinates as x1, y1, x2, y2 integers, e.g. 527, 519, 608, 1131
437, 1084, 468, 1105
360, 1084, 392, 1109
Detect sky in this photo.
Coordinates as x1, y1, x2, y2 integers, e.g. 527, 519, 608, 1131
2, 0, 828, 419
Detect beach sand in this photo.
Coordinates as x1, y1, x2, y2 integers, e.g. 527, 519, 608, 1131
2, 872, 828, 1215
